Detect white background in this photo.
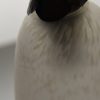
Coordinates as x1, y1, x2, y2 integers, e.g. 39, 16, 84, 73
0, 0, 29, 47
0, 0, 100, 47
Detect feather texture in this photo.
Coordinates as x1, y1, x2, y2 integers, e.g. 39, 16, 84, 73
15, 1, 100, 100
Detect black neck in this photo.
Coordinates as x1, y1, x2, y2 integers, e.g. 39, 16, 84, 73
28, 0, 87, 22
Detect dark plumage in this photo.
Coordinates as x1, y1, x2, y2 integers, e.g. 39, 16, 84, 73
27, 0, 87, 22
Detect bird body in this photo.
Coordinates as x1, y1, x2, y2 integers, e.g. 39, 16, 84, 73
15, 1, 100, 100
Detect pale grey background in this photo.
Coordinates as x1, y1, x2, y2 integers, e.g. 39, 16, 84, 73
0, 0, 29, 47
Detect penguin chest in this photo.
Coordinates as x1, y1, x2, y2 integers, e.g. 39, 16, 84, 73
23, 35, 100, 100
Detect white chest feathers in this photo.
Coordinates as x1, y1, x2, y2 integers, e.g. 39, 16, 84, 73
15, 2, 100, 100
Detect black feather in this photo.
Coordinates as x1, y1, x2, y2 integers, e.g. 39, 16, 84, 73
27, 0, 87, 22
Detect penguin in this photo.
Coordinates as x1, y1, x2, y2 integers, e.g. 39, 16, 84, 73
15, 0, 100, 100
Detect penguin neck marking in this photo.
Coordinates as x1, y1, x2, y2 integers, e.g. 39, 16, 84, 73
35, 0, 88, 22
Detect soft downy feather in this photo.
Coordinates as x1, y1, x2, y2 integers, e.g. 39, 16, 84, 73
15, 1, 100, 100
